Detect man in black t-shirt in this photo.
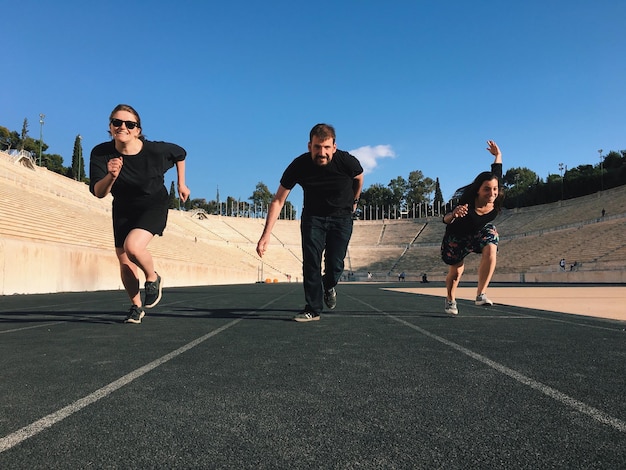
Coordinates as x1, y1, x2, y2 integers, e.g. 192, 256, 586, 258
256, 124, 364, 322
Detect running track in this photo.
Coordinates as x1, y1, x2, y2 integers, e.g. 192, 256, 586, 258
1, 282, 625, 469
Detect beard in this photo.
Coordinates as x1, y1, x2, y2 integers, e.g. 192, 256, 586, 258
313, 154, 331, 166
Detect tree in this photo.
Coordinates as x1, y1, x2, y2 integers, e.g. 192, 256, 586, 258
433, 178, 444, 208
190, 198, 208, 208
603, 150, 624, 170
360, 183, 395, 218
388, 176, 408, 209
361, 183, 394, 207
406, 170, 434, 206
602, 151, 626, 188
226, 196, 238, 216
503, 167, 540, 208
168, 181, 178, 209
19, 118, 28, 151
69, 135, 85, 181
249, 182, 273, 217
13, 118, 46, 157
22, 136, 45, 155
0, 126, 13, 150
0, 125, 29, 152
43, 154, 65, 174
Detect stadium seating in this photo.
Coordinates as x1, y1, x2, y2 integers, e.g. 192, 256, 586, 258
1, 149, 625, 294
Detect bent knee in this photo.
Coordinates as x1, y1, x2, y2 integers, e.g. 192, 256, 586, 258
448, 263, 464, 278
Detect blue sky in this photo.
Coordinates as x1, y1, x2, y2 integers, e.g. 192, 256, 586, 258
3, 1, 624, 213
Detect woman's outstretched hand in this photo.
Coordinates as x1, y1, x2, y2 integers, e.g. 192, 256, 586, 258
486, 140, 501, 158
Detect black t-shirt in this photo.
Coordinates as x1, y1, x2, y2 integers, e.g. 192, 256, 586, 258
445, 163, 502, 236
280, 149, 363, 217
89, 140, 186, 209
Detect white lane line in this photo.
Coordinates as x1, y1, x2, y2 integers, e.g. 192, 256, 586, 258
0, 294, 289, 453
350, 295, 626, 434
0, 293, 227, 334
0, 323, 65, 334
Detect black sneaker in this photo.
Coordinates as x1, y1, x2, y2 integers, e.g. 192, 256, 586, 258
124, 305, 145, 324
144, 273, 162, 308
324, 287, 337, 310
293, 311, 320, 322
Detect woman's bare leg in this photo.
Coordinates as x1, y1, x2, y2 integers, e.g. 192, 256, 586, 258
446, 262, 464, 301
115, 247, 142, 307
123, 229, 158, 283
477, 243, 497, 296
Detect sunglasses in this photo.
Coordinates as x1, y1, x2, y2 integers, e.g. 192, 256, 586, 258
110, 118, 139, 130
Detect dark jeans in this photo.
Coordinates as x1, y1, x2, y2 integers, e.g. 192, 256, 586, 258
300, 214, 353, 313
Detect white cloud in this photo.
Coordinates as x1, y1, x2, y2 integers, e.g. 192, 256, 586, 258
350, 145, 396, 175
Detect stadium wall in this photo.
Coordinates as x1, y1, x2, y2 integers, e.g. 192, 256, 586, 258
0, 238, 256, 296
358, 271, 626, 284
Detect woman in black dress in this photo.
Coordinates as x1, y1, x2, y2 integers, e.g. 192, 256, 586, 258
90, 104, 190, 323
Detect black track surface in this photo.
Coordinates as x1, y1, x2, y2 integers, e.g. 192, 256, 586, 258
1, 282, 625, 469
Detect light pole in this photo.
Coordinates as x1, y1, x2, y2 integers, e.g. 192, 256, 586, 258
38, 113, 45, 166
598, 149, 603, 191
77, 135, 82, 181
558, 162, 564, 200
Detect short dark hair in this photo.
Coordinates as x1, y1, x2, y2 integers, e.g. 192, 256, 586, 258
309, 123, 336, 143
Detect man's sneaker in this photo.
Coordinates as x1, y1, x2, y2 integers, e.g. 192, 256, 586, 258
444, 299, 458, 315
293, 311, 320, 322
124, 305, 145, 324
144, 273, 162, 308
324, 287, 337, 310
475, 293, 493, 306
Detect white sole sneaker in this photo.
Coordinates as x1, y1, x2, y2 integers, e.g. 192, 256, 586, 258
475, 294, 493, 306
444, 300, 458, 315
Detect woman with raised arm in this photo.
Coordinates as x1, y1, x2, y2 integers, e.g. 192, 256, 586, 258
441, 140, 503, 315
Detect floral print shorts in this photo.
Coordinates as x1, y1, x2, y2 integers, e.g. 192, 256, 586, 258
441, 223, 499, 266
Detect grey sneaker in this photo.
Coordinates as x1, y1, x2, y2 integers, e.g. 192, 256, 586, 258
144, 273, 162, 309
324, 287, 337, 310
293, 310, 320, 322
444, 299, 458, 315
475, 293, 493, 306
124, 305, 145, 324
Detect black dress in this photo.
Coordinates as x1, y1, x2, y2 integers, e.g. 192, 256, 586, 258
89, 140, 186, 247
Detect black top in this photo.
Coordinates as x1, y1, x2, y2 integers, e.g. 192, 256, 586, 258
89, 140, 186, 209
445, 163, 502, 236
280, 149, 363, 217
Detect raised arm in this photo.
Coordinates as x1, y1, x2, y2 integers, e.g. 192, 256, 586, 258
486, 140, 502, 164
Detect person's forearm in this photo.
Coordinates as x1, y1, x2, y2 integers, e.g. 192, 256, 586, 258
176, 160, 186, 186
261, 198, 284, 237
353, 174, 364, 200
93, 174, 116, 198
442, 212, 455, 224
